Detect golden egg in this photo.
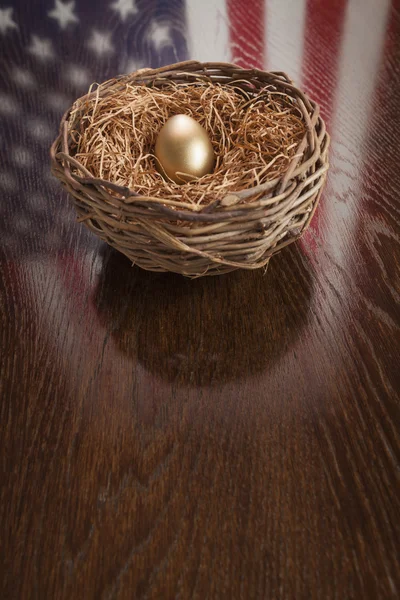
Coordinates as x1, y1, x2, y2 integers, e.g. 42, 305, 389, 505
155, 114, 214, 184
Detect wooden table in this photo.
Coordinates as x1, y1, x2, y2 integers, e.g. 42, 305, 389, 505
1, 1, 399, 598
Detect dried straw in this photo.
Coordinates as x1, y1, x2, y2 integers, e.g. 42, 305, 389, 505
68, 80, 306, 206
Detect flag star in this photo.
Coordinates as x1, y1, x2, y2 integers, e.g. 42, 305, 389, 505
119, 56, 142, 74
46, 92, 71, 112
13, 146, 34, 168
0, 93, 19, 116
111, 0, 137, 22
28, 193, 47, 211
148, 22, 172, 51
0, 7, 18, 35
27, 118, 53, 142
87, 30, 114, 56
0, 171, 18, 192
48, 0, 78, 30
28, 35, 55, 61
12, 67, 35, 88
65, 64, 91, 87
15, 215, 31, 234
2, 232, 18, 252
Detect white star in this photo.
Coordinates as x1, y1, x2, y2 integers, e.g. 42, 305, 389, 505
48, 0, 78, 30
0, 171, 18, 192
0, 93, 19, 116
28, 35, 55, 61
27, 118, 53, 142
148, 22, 172, 51
65, 64, 91, 87
0, 7, 18, 35
111, 0, 137, 22
2, 232, 18, 252
119, 56, 142, 74
12, 147, 33, 168
14, 215, 31, 234
12, 67, 35, 88
28, 193, 47, 211
87, 30, 114, 56
46, 92, 71, 112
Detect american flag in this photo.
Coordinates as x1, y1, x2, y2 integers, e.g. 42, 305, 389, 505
0, 0, 397, 338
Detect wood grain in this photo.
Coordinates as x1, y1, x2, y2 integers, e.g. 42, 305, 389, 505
1, 0, 400, 599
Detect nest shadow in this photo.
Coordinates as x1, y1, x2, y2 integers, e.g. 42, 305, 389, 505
94, 245, 314, 387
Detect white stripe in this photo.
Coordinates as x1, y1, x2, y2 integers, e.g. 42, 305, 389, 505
327, 0, 391, 264
185, 0, 231, 63
265, 0, 306, 86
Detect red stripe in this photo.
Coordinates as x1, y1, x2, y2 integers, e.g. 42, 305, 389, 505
303, 0, 347, 129
301, 0, 347, 253
227, 0, 265, 69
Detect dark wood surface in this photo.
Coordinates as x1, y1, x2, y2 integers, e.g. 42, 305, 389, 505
1, 1, 400, 598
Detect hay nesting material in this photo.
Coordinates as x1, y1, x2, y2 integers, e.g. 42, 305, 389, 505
68, 80, 306, 206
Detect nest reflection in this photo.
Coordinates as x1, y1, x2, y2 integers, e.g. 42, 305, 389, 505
94, 245, 313, 386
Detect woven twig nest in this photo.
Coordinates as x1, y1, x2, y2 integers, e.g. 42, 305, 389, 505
51, 60, 329, 277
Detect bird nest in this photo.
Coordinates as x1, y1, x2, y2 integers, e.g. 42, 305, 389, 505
51, 60, 330, 277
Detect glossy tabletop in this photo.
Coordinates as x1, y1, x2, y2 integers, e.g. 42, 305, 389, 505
1, 1, 399, 598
